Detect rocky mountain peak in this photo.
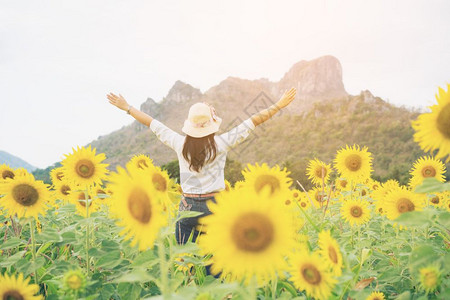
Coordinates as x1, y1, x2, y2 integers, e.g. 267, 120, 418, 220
278, 55, 347, 99
164, 80, 203, 104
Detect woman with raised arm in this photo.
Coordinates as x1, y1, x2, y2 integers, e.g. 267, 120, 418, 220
106, 87, 297, 244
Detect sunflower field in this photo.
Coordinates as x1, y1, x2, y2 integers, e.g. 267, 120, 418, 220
0, 85, 449, 300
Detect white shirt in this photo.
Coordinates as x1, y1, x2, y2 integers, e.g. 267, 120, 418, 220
149, 118, 256, 194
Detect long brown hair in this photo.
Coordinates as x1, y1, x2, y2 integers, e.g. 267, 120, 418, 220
182, 134, 218, 172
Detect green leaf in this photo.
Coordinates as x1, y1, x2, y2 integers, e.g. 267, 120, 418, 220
414, 178, 450, 193
409, 245, 439, 272
36, 227, 62, 243
394, 210, 432, 227
113, 269, 156, 283
1, 237, 26, 250
96, 250, 122, 269
131, 249, 157, 267
395, 291, 411, 300
0, 251, 26, 267
437, 211, 450, 228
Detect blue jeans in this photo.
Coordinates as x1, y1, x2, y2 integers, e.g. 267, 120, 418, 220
175, 195, 216, 245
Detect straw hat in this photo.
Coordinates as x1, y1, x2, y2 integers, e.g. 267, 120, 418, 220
182, 102, 222, 138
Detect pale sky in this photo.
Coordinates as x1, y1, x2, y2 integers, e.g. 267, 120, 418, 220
1, 0, 449, 168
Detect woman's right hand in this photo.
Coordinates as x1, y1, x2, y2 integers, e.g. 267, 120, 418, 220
107, 93, 129, 111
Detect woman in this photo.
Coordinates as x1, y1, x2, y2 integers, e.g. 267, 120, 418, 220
107, 87, 296, 244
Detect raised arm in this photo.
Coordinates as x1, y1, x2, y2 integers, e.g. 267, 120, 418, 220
250, 87, 297, 127
107, 93, 153, 127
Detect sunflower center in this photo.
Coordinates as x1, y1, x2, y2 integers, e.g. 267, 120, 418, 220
56, 171, 64, 181
300, 202, 307, 208
345, 154, 362, 171
12, 184, 39, 206
422, 270, 438, 288
293, 192, 299, 198
431, 196, 440, 204
254, 175, 280, 195
350, 206, 363, 218
66, 274, 83, 290
77, 193, 91, 207
2, 170, 14, 180
301, 264, 322, 285
340, 180, 348, 188
61, 185, 71, 196
152, 173, 167, 192
361, 189, 367, 196
3, 290, 24, 300
315, 190, 326, 202
397, 198, 415, 213
127, 188, 152, 224
285, 199, 291, 205
421, 166, 436, 177
231, 212, 274, 252
137, 159, 148, 169
75, 159, 95, 178
328, 246, 338, 264
437, 103, 450, 139
314, 166, 327, 178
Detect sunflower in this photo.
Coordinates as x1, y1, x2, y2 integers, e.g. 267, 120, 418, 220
335, 178, 350, 191
409, 156, 446, 188
241, 163, 292, 199
428, 192, 447, 208
234, 180, 245, 190
126, 154, 153, 170
62, 145, 109, 188
384, 187, 425, 220
0, 164, 15, 182
50, 167, 66, 187
412, 84, 450, 162
52, 180, 72, 203
366, 179, 381, 192
199, 187, 296, 284
0, 273, 42, 300
308, 187, 328, 208
306, 158, 331, 186
371, 179, 400, 215
340, 199, 371, 226
174, 252, 195, 273
108, 165, 166, 251
288, 250, 337, 300
224, 179, 232, 192
63, 269, 86, 292
69, 190, 99, 217
418, 265, 441, 294
318, 230, 343, 276
334, 145, 373, 184
366, 291, 385, 300
0, 173, 51, 219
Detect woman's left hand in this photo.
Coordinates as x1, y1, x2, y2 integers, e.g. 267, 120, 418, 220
107, 93, 129, 111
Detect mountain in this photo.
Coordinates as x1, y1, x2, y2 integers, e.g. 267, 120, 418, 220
85, 55, 446, 186
0, 150, 37, 172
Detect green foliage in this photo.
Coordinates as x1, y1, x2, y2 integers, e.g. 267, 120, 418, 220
32, 162, 61, 185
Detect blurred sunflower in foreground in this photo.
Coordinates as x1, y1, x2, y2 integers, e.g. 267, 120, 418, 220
412, 84, 450, 162
108, 165, 166, 251
0, 273, 42, 300
199, 187, 296, 284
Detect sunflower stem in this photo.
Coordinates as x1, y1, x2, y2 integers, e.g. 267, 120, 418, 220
29, 218, 39, 285
158, 235, 170, 298
271, 276, 278, 298
295, 201, 320, 233
248, 276, 257, 300
84, 189, 90, 277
